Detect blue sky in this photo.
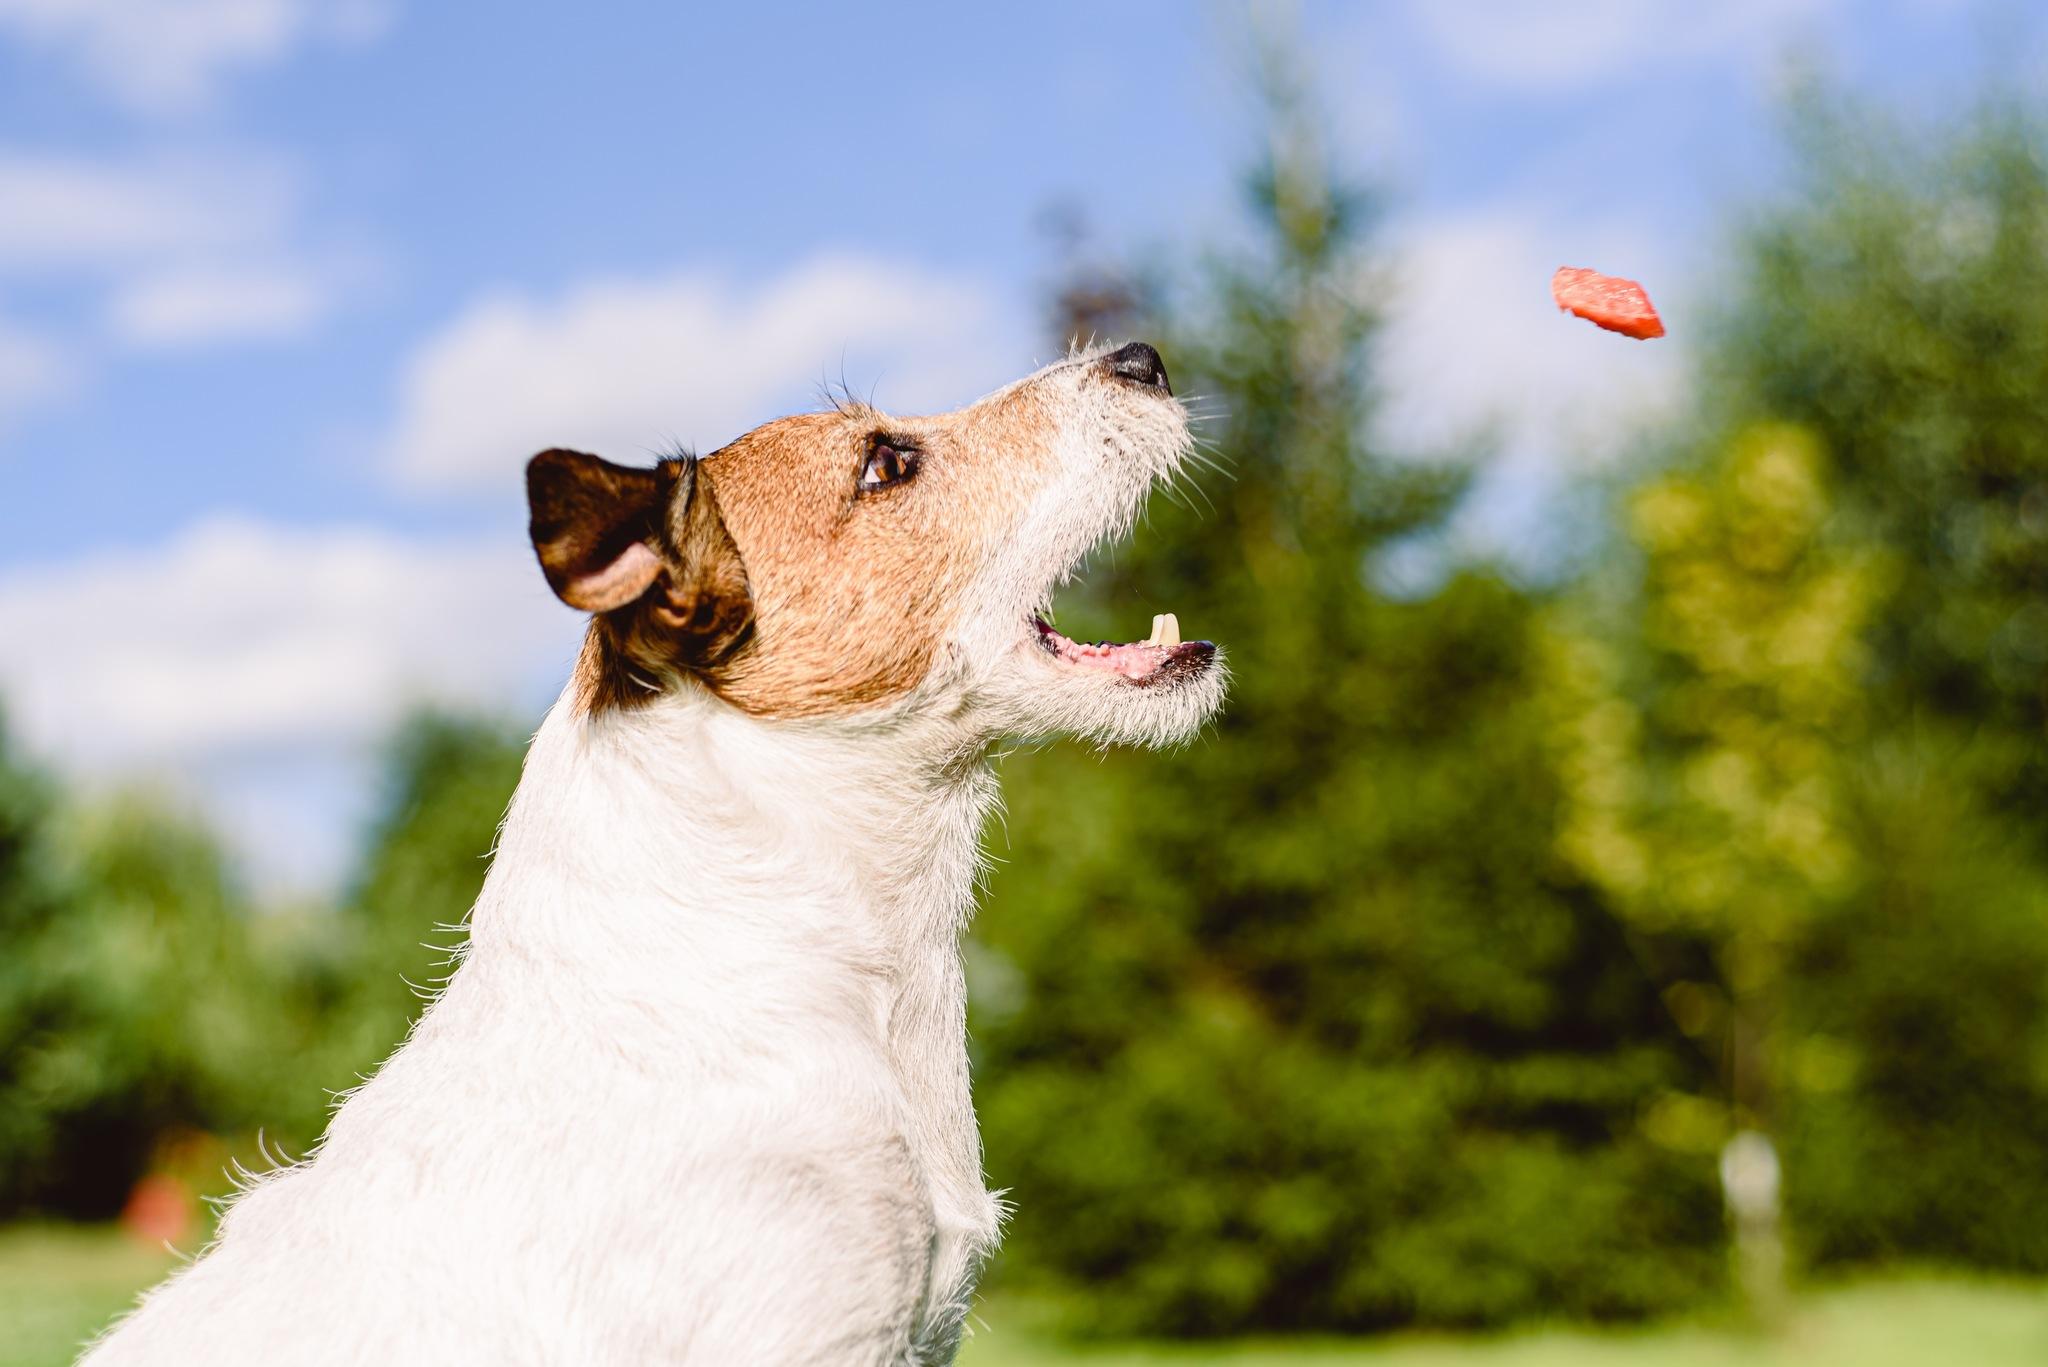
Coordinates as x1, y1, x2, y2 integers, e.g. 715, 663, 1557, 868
0, 0, 2037, 891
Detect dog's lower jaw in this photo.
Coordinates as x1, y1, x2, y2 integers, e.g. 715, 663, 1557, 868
83, 682, 1007, 1367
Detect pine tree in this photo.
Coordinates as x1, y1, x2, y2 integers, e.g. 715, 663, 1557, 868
969, 69, 1718, 1334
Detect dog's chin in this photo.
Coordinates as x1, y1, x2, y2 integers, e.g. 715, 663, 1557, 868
981, 633, 1227, 749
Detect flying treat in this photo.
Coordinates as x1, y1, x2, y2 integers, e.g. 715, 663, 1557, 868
1551, 266, 1664, 340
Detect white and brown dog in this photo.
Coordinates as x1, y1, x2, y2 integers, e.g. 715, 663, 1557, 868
83, 342, 1225, 1366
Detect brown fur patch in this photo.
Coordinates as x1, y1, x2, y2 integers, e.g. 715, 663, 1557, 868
701, 385, 1062, 717
546, 378, 1068, 719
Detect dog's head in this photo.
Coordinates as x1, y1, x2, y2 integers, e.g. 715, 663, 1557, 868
527, 342, 1225, 749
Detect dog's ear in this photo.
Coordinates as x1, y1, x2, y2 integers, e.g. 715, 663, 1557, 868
527, 448, 754, 672
527, 448, 671, 611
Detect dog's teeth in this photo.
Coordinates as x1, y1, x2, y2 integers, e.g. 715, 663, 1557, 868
1146, 614, 1167, 646
1158, 613, 1181, 648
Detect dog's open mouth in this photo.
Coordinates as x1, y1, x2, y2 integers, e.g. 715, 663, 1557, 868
1032, 614, 1217, 687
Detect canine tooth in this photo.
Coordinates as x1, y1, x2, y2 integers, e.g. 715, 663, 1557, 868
1146, 614, 1167, 645
1158, 613, 1180, 648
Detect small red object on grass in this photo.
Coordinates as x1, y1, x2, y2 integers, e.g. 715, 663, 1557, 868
1551, 266, 1665, 340
121, 1173, 196, 1248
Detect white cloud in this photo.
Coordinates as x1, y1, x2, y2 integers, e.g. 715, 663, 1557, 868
108, 258, 336, 348
385, 254, 1023, 495
1405, 0, 1838, 92
0, 313, 74, 429
0, 149, 295, 270
0, 517, 581, 770
0, 149, 374, 351
0, 0, 394, 114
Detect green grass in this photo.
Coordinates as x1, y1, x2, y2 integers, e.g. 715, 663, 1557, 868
957, 1280, 2048, 1366
0, 1225, 178, 1367
2, 1224, 2042, 1367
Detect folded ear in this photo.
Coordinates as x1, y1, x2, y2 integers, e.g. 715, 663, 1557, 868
526, 448, 754, 681
527, 448, 671, 612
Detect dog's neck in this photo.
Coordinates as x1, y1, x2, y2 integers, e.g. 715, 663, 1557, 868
483, 679, 993, 946
456, 678, 999, 1219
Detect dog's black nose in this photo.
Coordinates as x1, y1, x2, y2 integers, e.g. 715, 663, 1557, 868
1102, 341, 1171, 395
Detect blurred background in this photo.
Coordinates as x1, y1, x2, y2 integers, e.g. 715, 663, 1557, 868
4, 2, 2048, 1363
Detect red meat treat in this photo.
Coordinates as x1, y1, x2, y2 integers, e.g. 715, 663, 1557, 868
1551, 266, 1665, 340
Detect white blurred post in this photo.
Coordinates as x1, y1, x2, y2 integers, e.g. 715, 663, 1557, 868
1719, 1129, 1787, 1325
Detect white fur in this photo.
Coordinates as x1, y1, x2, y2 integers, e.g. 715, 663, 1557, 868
80, 352, 1225, 1366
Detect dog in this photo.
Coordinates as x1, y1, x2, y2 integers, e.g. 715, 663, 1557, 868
82, 341, 1226, 1366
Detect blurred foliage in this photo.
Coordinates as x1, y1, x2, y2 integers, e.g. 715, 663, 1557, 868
0, 738, 280, 1218
1545, 424, 1888, 1140
1543, 424, 1891, 1316
1548, 93, 2048, 1283
2, 63, 2046, 1347
971, 74, 1720, 1334
1783, 743, 2048, 1273
971, 79, 2048, 1334
311, 712, 529, 1115
0, 716, 71, 1209
251, 710, 530, 1147
1714, 97, 2048, 820
1703, 94, 2048, 1274
0, 711, 526, 1217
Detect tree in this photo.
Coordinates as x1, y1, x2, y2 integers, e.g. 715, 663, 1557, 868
0, 718, 276, 1218
304, 711, 529, 1117
0, 712, 78, 1213
1703, 95, 2048, 1276
0, 707, 536, 1208
969, 64, 1719, 1334
1714, 95, 2048, 834
1545, 424, 1890, 1313
1547, 93, 2048, 1289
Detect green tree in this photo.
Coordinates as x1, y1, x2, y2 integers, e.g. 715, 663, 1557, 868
304, 711, 527, 1114
1702, 96, 2048, 1275
971, 71, 1718, 1334
0, 729, 275, 1217
0, 713, 78, 1212
1714, 96, 2048, 829
1547, 94, 2048, 1287
1545, 425, 1890, 1313
0, 704, 530, 1212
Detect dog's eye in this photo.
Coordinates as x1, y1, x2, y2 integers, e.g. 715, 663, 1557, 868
858, 440, 918, 492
